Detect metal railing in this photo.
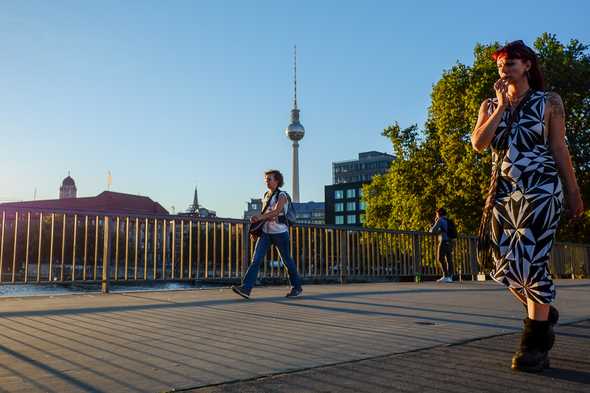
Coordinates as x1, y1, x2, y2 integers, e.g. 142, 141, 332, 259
0, 208, 588, 292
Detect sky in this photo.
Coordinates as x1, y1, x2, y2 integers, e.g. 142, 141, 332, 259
1, 0, 589, 218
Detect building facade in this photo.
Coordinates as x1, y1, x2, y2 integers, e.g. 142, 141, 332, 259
243, 198, 263, 221
59, 174, 77, 199
325, 181, 367, 226
325, 151, 394, 226
243, 198, 324, 225
0, 191, 169, 215
332, 151, 394, 184
292, 201, 325, 225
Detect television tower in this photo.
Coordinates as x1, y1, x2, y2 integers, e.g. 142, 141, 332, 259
285, 45, 305, 202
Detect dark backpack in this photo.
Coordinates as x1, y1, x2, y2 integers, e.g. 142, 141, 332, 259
446, 218, 458, 239
276, 189, 297, 226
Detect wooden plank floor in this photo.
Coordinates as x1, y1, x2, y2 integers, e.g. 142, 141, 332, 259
0, 280, 588, 393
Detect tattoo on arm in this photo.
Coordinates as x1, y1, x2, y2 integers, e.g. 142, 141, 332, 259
548, 92, 565, 119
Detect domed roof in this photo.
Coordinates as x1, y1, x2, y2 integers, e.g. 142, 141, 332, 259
62, 176, 76, 187
286, 121, 305, 141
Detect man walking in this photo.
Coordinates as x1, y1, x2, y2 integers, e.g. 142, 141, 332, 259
430, 208, 454, 282
232, 170, 303, 299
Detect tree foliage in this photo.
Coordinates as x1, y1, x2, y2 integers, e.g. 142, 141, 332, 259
365, 33, 590, 242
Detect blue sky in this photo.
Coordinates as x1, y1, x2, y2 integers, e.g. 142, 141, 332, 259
1, 0, 588, 218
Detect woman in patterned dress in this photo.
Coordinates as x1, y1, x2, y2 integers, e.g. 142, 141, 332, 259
471, 40, 584, 372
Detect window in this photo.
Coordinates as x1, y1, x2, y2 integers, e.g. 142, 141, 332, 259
347, 215, 357, 224
346, 202, 356, 211
312, 212, 324, 217
359, 201, 367, 210
360, 214, 366, 224
334, 190, 344, 199
335, 215, 344, 225
346, 189, 356, 198
335, 203, 344, 212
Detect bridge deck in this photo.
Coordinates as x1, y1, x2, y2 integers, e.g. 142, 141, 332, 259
0, 280, 588, 393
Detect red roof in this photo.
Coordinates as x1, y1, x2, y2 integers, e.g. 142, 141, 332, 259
0, 191, 169, 216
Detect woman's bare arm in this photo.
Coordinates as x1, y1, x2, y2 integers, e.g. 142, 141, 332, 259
547, 92, 584, 218
471, 99, 505, 153
259, 194, 288, 221
472, 78, 511, 153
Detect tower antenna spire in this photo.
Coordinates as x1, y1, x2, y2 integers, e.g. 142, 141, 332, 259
293, 45, 298, 110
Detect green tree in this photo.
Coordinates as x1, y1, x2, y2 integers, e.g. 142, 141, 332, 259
365, 34, 590, 242
365, 123, 439, 230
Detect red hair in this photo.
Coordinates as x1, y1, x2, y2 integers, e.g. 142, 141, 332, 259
492, 40, 544, 90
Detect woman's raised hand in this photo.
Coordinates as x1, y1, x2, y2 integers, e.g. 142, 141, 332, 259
494, 77, 510, 109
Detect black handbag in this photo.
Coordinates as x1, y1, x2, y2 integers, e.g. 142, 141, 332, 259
476, 90, 533, 271
248, 189, 278, 239
248, 220, 265, 239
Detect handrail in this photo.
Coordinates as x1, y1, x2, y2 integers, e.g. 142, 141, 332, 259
0, 208, 587, 292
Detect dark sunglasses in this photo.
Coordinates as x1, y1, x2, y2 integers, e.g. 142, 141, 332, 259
500, 40, 536, 55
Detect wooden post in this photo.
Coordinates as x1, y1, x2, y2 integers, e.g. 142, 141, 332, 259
339, 230, 348, 284
413, 234, 421, 283
241, 221, 251, 277
102, 216, 111, 294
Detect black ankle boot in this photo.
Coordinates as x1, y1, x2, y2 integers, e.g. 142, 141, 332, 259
512, 318, 553, 372
548, 305, 559, 326
545, 323, 555, 354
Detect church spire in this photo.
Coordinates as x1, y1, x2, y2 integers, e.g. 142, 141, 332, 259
192, 186, 199, 212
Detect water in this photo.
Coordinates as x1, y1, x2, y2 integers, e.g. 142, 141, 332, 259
0, 282, 199, 298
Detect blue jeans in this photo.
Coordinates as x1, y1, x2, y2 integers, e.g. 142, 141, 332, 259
242, 231, 302, 292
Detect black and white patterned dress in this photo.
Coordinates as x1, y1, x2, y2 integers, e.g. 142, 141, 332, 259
488, 91, 563, 304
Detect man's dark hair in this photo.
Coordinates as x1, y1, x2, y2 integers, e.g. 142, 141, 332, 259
436, 207, 446, 216
264, 170, 284, 187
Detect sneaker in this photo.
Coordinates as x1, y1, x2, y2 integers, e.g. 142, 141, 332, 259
285, 287, 303, 298
231, 285, 250, 299
436, 276, 447, 282
445, 276, 454, 283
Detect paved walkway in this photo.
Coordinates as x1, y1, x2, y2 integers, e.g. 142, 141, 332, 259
0, 280, 588, 393
194, 321, 590, 393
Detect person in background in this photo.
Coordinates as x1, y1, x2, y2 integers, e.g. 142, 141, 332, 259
430, 207, 454, 283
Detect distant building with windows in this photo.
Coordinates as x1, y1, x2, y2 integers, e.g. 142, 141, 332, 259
243, 198, 324, 225
243, 198, 263, 221
292, 201, 324, 225
325, 151, 394, 226
332, 151, 394, 184
325, 182, 367, 226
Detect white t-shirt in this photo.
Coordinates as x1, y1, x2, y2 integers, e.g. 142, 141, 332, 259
263, 191, 289, 234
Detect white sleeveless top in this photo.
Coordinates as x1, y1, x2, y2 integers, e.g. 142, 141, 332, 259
263, 191, 289, 234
